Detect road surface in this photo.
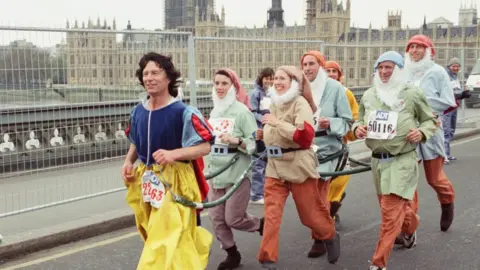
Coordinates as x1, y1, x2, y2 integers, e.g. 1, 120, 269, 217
1, 136, 480, 270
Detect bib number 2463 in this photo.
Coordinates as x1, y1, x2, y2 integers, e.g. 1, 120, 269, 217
141, 170, 166, 209
366, 110, 398, 140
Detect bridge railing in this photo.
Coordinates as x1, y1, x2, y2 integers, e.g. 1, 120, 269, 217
1, 26, 480, 219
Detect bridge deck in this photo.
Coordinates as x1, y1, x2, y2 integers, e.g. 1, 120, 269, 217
1, 134, 480, 269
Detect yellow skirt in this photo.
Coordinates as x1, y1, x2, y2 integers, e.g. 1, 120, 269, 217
327, 175, 350, 202
125, 162, 213, 270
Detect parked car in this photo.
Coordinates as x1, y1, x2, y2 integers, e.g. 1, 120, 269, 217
464, 59, 480, 108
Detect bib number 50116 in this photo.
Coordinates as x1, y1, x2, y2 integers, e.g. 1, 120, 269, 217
368, 121, 394, 134
366, 110, 398, 140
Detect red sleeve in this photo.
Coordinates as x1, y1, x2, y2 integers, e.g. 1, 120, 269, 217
444, 100, 459, 115
125, 123, 131, 137
192, 158, 209, 213
292, 121, 315, 149
191, 113, 214, 143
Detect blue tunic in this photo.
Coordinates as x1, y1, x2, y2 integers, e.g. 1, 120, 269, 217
128, 99, 214, 166
314, 78, 353, 180
407, 63, 456, 160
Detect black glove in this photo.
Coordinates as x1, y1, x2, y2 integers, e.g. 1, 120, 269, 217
462, 90, 472, 99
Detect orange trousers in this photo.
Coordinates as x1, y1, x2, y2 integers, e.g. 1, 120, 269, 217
257, 177, 335, 263
372, 194, 419, 268
411, 157, 455, 212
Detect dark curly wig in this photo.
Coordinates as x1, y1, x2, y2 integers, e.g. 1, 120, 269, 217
255, 67, 275, 88
135, 52, 181, 97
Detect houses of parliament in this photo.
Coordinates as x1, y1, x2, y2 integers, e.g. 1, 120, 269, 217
65, 0, 480, 88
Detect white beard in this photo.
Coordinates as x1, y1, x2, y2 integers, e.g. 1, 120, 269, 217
211, 85, 236, 117
404, 48, 435, 83
374, 66, 407, 108
269, 79, 300, 106
309, 68, 328, 107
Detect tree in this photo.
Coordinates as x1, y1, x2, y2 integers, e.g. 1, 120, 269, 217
0, 44, 67, 88
49, 54, 68, 85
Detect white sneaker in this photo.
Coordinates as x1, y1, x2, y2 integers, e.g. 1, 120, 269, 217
369, 266, 386, 270
250, 199, 264, 205
403, 231, 417, 249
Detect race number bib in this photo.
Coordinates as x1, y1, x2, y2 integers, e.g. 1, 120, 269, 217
141, 170, 166, 209
366, 110, 398, 140
209, 118, 236, 145
451, 80, 460, 89
313, 108, 322, 132
260, 97, 271, 111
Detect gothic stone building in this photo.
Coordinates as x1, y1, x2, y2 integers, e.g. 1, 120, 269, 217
65, 1, 480, 88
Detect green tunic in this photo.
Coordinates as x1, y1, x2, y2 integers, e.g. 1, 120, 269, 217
353, 84, 437, 200
204, 101, 257, 189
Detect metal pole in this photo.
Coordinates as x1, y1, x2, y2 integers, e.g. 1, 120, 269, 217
188, 34, 197, 107
460, 47, 466, 123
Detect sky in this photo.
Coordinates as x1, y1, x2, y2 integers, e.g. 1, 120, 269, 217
0, 0, 476, 46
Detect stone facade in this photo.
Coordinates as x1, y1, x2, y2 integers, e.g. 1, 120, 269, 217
65, 1, 480, 88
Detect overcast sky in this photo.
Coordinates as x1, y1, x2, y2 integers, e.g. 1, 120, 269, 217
0, 0, 475, 46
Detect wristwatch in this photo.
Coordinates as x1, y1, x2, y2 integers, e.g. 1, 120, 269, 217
237, 138, 243, 145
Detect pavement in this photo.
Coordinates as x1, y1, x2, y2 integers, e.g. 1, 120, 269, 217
0, 110, 479, 269
1, 133, 480, 270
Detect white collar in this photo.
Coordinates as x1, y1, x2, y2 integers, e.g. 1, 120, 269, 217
269, 79, 300, 106
310, 68, 328, 107
373, 66, 406, 108
404, 48, 435, 82
211, 85, 236, 117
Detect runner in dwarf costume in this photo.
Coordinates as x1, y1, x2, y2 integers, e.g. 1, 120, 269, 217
205, 68, 264, 270
353, 51, 438, 270
324, 60, 359, 230
404, 34, 456, 232
122, 52, 214, 270
301, 51, 353, 258
256, 66, 340, 269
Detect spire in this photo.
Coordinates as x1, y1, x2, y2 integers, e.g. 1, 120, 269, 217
74, 19, 78, 28
82, 21, 85, 28
103, 18, 107, 29
267, 0, 285, 28
113, 17, 116, 30
66, 19, 70, 29
195, 5, 199, 22
206, 0, 213, 21
221, 5, 225, 23
423, 15, 427, 30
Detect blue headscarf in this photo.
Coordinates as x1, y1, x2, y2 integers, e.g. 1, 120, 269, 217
374, 51, 404, 71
